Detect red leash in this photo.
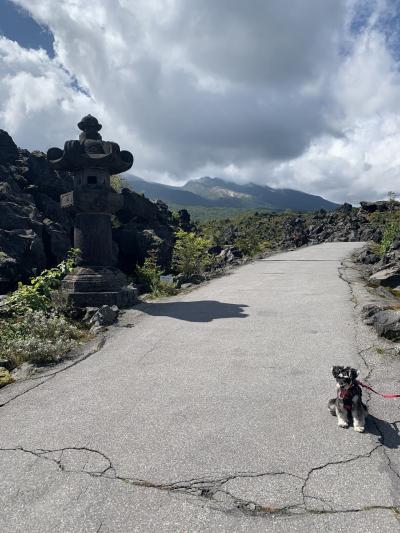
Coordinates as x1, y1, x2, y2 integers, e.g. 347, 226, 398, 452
356, 380, 400, 399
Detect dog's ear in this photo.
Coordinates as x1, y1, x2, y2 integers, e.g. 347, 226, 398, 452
350, 368, 359, 380
332, 366, 342, 378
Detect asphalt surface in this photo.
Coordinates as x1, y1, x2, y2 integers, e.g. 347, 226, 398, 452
1, 242, 399, 532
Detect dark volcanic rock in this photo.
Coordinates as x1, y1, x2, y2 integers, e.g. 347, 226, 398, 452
362, 303, 387, 323
208, 245, 222, 255
358, 248, 380, 265
369, 266, 400, 289
372, 309, 400, 341
362, 302, 400, 341
360, 201, 399, 213
0, 140, 73, 291
281, 202, 380, 248
113, 190, 174, 272
88, 305, 119, 327
0, 130, 18, 164
340, 202, 353, 214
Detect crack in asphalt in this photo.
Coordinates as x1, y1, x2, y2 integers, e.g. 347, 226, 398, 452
301, 444, 381, 508
1, 444, 398, 519
135, 341, 162, 365
0, 376, 54, 409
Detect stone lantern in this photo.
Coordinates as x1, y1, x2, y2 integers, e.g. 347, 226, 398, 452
47, 115, 136, 307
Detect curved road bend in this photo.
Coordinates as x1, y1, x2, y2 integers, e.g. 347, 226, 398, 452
1, 242, 399, 532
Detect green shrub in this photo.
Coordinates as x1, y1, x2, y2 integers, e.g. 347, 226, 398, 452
0, 311, 88, 367
234, 228, 270, 257
0, 367, 14, 388
135, 250, 179, 297
150, 280, 178, 298
110, 174, 131, 192
135, 250, 164, 293
380, 221, 400, 257
172, 229, 212, 278
3, 249, 78, 315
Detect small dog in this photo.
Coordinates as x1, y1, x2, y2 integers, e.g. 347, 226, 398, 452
328, 366, 368, 432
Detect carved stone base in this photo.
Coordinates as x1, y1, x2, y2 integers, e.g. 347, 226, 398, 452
62, 288, 138, 308
62, 266, 137, 308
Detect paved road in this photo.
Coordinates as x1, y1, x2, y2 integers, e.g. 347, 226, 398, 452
1, 243, 399, 532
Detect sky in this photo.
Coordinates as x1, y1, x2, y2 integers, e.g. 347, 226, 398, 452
1, 0, 400, 204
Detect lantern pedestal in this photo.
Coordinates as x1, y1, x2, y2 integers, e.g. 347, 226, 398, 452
62, 266, 137, 307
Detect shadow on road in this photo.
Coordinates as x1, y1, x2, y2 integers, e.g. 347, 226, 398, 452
139, 300, 249, 322
366, 414, 400, 449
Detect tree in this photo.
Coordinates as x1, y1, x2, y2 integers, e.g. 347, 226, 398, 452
172, 230, 211, 278
387, 191, 397, 212
110, 174, 131, 192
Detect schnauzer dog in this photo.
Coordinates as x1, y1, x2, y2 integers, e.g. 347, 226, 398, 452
328, 366, 367, 432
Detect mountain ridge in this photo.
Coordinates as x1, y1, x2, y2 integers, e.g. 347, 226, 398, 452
125, 175, 339, 212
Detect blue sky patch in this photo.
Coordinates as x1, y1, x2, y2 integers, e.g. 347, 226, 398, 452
349, 0, 400, 63
0, 0, 54, 57
377, 0, 400, 62
350, 0, 376, 35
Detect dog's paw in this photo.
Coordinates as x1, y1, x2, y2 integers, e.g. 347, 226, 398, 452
338, 421, 349, 428
354, 426, 365, 433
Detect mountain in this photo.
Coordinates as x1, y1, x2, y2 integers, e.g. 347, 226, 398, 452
125, 175, 214, 207
183, 177, 339, 211
125, 175, 339, 212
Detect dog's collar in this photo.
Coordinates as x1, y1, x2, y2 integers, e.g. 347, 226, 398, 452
337, 385, 357, 400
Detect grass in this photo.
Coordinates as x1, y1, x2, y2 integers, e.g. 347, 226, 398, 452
145, 281, 179, 299
0, 367, 14, 388
0, 311, 90, 369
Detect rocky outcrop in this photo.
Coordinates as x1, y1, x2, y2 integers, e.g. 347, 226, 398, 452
357, 221, 400, 287
113, 194, 174, 272
359, 200, 399, 213
281, 204, 381, 249
362, 303, 400, 341
84, 305, 119, 328
0, 131, 54, 291
0, 130, 18, 164
0, 130, 175, 293
369, 265, 400, 289
354, 223, 400, 341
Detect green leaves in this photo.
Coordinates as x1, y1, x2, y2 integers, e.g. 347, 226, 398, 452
0, 249, 88, 371
3, 249, 79, 315
172, 229, 212, 278
234, 227, 270, 257
380, 220, 400, 257
135, 249, 164, 293
110, 174, 131, 193
135, 250, 178, 297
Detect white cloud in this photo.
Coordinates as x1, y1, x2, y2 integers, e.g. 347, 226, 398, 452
0, 36, 97, 149
1, 0, 400, 203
